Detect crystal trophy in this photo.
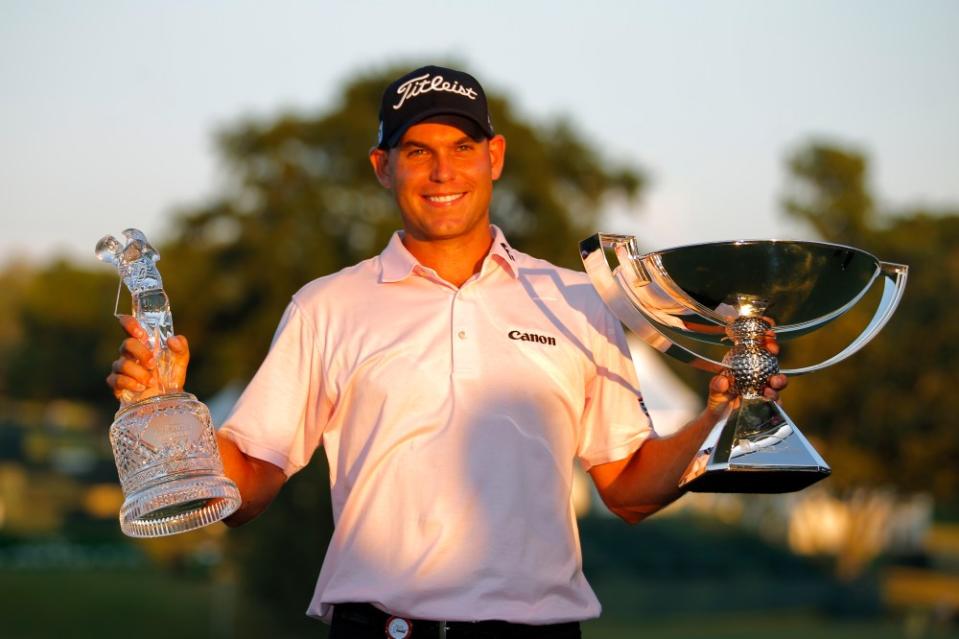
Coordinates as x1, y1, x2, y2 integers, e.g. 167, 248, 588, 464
580, 234, 908, 493
96, 228, 241, 536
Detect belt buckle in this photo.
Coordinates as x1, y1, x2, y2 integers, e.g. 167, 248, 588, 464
384, 613, 451, 639
385, 616, 413, 639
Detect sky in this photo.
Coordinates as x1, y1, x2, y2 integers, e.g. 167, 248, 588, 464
2, 0, 957, 265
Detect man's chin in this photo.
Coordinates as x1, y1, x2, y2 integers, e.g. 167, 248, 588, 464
410, 223, 487, 243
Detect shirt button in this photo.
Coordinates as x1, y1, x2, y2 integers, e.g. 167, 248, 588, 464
457, 330, 467, 340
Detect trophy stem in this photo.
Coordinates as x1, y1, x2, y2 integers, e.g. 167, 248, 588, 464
722, 302, 778, 400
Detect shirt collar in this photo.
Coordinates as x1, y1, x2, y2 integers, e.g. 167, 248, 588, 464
378, 224, 520, 284
486, 224, 519, 279
379, 231, 419, 283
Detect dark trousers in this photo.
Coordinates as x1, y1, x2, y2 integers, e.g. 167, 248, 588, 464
329, 603, 582, 639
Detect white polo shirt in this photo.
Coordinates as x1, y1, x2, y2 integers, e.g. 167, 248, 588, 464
220, 225, 653, 624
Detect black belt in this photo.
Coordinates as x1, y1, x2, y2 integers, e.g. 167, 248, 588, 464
331, 602, 582, 639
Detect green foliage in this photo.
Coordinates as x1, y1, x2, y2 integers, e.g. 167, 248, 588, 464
781, 142, 959, 503
0, 260, 118, 408
783, 142, 874, 245
579, 515, 882, 620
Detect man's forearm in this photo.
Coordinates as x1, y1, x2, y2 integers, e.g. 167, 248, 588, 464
596, 408, 723, 523
216, 433, 287, 526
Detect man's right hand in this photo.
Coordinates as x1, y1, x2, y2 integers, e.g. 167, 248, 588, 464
106, 314, 190, 401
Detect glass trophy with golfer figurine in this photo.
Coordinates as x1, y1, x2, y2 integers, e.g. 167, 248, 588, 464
96, 228, 240, 536
580, 234, 908, 493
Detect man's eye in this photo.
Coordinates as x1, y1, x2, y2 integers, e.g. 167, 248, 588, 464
407, 148, 427, 158
457, 144, 474, 152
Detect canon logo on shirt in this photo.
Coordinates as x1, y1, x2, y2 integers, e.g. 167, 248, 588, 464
508, 330, 557, 346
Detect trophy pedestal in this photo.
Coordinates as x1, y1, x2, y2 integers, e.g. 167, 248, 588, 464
679, 399, 831, 493
111, 393, 241, 537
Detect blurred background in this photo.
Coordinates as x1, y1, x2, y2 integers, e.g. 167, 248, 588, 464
1, 2, 957, 638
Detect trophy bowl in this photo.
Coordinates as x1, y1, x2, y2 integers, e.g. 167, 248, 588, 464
581, 234, 908, 493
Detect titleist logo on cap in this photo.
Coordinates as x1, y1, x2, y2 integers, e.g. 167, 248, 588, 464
393, 73, 478, 110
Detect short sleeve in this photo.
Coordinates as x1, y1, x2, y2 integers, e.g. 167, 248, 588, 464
576, 301, 654, 471
219, 300, 331, 476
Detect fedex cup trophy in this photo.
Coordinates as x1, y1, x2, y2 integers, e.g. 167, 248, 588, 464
96, 229, 241, 536
581, 234, 908, 493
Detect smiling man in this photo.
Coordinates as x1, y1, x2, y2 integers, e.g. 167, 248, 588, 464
109, 65, 785, 638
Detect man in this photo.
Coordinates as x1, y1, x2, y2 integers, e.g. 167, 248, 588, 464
109, 65, 785, 638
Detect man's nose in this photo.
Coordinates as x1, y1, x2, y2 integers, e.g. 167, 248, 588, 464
430, 153, 454, 182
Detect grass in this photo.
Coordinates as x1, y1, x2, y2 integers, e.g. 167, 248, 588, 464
4, 568, 958, 639
583, 613, 927, 639
0, 569, 260, 639
5, 513, 959, 639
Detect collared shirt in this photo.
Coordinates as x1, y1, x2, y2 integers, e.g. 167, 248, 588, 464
220, 225, 652, 624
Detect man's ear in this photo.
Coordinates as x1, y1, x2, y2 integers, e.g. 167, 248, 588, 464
369, 147, 393, 189
488, 135, 507, 181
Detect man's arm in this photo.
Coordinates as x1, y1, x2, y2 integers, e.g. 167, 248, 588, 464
589, 339, 787, 524
107, 315, 286, 526
216, 433, 286, 526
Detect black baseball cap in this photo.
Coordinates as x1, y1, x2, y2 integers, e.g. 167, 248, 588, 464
377, 65, 494, 150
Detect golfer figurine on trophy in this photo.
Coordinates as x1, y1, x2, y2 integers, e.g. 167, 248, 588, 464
96, 228, 240, 537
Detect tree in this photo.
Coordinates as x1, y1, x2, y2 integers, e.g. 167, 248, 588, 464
780, 141, 959, 505
0, 260, 118, 408
783, 143, 874, 246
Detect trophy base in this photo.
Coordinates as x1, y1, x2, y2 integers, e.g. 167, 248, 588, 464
119, 473, 241, 538
681, 468, 830, 494
679, 398, 831, 494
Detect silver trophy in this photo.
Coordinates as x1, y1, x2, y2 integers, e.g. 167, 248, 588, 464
581, 234, 908, 493
96, 229, 241, 536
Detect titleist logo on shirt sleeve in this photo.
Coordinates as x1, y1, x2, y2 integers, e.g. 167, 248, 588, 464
508, 330, 557, 346
393, 73, 479, 110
